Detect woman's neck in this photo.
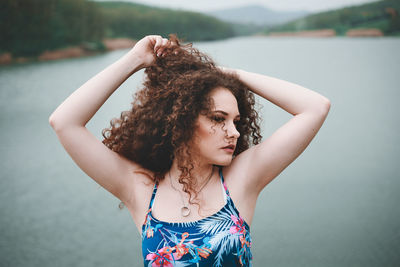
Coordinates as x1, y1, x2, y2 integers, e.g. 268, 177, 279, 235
169, 160, 215, 192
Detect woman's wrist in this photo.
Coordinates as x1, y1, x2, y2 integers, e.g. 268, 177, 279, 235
120, 51, 147, 75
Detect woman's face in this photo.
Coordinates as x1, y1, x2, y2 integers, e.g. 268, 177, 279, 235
192, 87, 241, 166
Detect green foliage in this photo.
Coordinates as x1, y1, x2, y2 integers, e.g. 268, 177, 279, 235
0, 0, 234, 58
0, 0, 105, 57
267, 0, 400, 36
98, 1, 234, 41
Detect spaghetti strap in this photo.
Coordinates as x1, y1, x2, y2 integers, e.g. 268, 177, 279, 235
147, 183, 158, 210
218, 167, 231, 198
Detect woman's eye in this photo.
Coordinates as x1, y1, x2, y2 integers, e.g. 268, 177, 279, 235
212, 116, 224, 122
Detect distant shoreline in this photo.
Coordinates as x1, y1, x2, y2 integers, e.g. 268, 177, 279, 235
0, 38, 137, 65
0, 30, 390, 65
266, 28, 385, 37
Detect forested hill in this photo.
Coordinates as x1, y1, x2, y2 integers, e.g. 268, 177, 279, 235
0, 0, 234, 58
267, 0, 400, 36
98, 1, 234, 41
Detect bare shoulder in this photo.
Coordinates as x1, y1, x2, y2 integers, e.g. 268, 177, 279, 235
221, 154, 258, 225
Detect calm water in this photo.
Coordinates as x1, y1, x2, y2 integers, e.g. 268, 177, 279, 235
1, 36, 399, 267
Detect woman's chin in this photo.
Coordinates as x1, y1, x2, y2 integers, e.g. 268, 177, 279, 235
213, 157, 233, 166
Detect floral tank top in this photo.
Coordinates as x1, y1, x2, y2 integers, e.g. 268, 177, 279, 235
141, 168, 252, 266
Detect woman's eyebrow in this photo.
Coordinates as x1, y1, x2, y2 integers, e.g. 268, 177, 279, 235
214, 110, 240, 118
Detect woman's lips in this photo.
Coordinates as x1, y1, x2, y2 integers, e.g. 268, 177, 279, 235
223, 148, 234, 153
222, 145, 235, 153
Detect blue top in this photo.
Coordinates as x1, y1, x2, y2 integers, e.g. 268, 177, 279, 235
141, 167, 252, 267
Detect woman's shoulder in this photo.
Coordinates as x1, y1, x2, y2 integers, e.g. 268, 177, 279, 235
220, 161, 258, 226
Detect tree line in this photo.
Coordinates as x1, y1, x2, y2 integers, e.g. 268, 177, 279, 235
99, 2, 234, 42
0, 0, 234, 57
266, 0, 400, 36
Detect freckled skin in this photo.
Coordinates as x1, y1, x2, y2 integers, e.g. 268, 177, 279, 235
192, 87, 241, 167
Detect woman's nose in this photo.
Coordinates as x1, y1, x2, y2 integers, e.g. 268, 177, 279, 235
226, 122, 240, 139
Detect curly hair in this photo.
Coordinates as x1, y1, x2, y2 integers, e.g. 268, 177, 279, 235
102, 34, 262, 207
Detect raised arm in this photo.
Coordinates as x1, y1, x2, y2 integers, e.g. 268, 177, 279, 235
49, 36, 171, 209
224, 67, 331, 197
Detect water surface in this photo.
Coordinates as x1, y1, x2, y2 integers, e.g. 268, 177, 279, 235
1, 36, 399, 266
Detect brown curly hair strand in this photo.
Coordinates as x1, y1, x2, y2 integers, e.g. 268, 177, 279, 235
102, 34, 262, 208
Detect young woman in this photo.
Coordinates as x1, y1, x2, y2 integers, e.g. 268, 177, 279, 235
49, 35, 330, 266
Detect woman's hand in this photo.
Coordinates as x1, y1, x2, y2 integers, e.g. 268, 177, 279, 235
217, 66, 238, 75
129, 35, 172, 69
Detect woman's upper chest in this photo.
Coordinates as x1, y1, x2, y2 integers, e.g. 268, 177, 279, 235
151, 176, 226, 223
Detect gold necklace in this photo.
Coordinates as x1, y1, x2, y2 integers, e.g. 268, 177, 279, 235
168, 166, 214, 217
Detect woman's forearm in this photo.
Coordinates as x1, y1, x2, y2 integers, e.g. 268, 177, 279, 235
49, 51, 144, 130
233, 68, 330, 116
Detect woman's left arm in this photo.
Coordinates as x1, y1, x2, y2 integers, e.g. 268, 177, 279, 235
225, 67, 331, 194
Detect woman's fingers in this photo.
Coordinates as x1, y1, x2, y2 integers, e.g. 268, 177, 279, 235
130, 35, 174, 68
140, 34, 175, 59
153, 37, 173, 57
156, 39, 168, 57
153, 37, 162, 52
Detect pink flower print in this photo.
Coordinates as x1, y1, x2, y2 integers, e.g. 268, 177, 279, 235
146, 246, 179, 267
174, 232, 189, 258
229, 225, 239, 234
229, 214, 252, 266
229, 214, 245, 235
230, 214, 251, 250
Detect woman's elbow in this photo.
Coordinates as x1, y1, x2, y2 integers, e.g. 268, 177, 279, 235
48, 113, 63, 132
308, 96, 331, 118
48, 113, 56, 128
320, 96, 331, 115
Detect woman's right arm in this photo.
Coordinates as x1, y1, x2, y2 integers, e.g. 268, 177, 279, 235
49, 36, 170, 207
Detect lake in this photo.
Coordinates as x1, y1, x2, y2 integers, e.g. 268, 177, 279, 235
0, 36, 399, 266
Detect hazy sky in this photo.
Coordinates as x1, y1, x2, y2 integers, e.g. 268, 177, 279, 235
118, 0, 379, 12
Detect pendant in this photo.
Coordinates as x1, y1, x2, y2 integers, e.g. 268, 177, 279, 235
181, 206, 191, 217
